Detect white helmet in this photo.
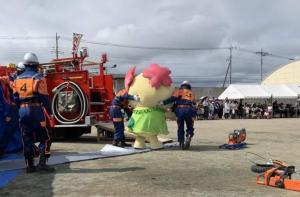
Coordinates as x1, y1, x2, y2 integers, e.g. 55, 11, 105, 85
181, 80, 190, 86
17, 62, 25, 71
23, 52, 39, 66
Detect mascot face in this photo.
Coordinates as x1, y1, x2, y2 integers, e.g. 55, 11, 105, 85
126, 64, 174, 108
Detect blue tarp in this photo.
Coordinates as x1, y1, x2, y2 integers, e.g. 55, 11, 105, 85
0, 154, 22, 188
219, 142, 247, 150
0, 85, 22, 154
0, 116, 23, 154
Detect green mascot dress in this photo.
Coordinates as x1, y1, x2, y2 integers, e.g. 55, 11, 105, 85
127, 107, 169, 135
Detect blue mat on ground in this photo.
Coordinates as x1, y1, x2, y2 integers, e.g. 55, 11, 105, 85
219, 142, 247, 150
0, 154, 22, 189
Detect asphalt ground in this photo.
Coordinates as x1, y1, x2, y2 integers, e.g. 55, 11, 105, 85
1, 118, 300, 197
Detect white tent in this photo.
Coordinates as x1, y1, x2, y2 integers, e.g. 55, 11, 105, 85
219, 84, 298, 103
218, 84, 270, 100
286, 84, 300, 97
262, 85, 298, 99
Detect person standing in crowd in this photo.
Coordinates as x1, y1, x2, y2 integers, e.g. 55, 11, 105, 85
162, 81, 195, 150
244, 103, 250, 119
203, 97, 209, 120
238, 99, 244, 119
223, 98, 230, 119
230, 101, 236, 119
208, 100, 214, 120
110, 89, 139, 147
218, 100, 223, 119
296, 100, 300, 117
13, 53, 54, 173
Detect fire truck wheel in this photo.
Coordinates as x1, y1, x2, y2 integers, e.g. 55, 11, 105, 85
251, 164, 274, 173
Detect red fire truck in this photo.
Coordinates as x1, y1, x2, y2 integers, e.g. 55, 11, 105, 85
43, 52, 114, 139
1, 38, 116, 139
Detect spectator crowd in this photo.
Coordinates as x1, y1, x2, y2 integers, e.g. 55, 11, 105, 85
195, 97, 300, 120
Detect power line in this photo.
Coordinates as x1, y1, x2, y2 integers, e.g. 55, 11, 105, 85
0, 36, 55, 40
60, 37, 229, 51
236, 47, 294, 60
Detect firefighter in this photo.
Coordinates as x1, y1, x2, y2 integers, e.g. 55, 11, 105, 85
16, 62, 26, 76
13, 52, 54, 173
0, 83, 9, 157
110, 89, 139, 147
161, 81, 195, 150
0, 63, 24, 155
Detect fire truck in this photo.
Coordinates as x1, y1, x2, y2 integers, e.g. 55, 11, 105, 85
1, 37, 116, 139
43, 52, 114, 139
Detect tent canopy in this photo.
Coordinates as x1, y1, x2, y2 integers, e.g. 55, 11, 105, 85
262, 85, 297, 99
286, 84, 300, 97
218, 84, 270, 100
219, 84, 298, 100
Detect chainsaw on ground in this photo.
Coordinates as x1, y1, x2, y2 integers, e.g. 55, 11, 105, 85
256, 162, 300, 192
219, 128, 247, 150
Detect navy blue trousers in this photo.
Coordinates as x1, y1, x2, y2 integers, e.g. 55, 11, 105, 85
109, 107, 125, 141
175, 107, 195, 143
19, 106, 50, 159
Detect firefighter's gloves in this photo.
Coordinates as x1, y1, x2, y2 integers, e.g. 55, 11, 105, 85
5, 116, 11, 122
133, 95, 140, 102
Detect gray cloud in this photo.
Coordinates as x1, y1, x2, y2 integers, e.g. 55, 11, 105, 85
0, 0, 299, 86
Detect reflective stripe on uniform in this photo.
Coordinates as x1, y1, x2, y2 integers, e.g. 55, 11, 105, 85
20, 103, 41, 108
113, 118, 123, 122
40, 121, 47, 127
177, 104, 192, 108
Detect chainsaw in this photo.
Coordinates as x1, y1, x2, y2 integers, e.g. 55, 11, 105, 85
256, 162, 300, 192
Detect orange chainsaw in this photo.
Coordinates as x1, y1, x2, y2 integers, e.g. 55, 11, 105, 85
255, 160, 300, 192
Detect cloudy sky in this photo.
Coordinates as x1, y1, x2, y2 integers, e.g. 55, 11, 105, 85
0, 0, 299, 86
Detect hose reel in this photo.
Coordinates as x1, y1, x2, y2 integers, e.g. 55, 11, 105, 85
52, 81, 88, 124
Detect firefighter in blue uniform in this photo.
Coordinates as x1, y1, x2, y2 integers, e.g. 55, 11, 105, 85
110, 89, 139, 147
0, 62, 25, 156
0, 83, 9, 157
161, 81, 195, 150
13, 53, 54, 173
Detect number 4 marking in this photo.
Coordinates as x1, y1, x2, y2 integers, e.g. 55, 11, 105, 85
20, 83, 27, 92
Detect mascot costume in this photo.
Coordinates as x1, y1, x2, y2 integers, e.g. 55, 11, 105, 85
125, 64, 174, 149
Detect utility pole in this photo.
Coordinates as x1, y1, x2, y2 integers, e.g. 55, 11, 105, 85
254, 48, 294, 82
260, 48, 263, 81
55, 33, 59, 59
229, 46, 232, 84
222, 46, 233, 87
255, 48, 269, 82
222, 61, 230, 88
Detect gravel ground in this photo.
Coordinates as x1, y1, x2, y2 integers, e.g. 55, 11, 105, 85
1, 118, 300, 197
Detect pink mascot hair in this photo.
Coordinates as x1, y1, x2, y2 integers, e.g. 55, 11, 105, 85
142, 64, 172, 89
124, 66, 136, 90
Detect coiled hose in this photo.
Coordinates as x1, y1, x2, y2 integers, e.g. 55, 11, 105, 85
52, 81, 88, 124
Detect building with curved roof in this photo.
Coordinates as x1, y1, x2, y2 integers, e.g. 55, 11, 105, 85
262, 60, 300, 85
